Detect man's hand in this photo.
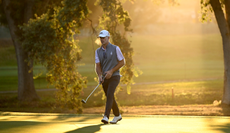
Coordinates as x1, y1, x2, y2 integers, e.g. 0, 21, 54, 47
104, 60, 125, 79
105, 70, 113, 79
99, 76, 103, 84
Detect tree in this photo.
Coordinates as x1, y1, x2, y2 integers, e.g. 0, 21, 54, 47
20, 0, 89, 112
201, 0, 230, 105
0, 0, 138, 111
96, 0, 140, 95
1, 0, 41, 101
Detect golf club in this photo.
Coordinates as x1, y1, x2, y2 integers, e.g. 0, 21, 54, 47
81, 74, 106, 104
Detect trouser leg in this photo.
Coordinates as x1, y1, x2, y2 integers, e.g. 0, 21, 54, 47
102, 75, 120, 119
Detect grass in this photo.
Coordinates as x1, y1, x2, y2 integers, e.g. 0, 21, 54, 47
0, 39, 16, 66
131, 34, 223, 82
0, 79, 223, 113
0, 34, 224, 88
0, 33, 225, 112
81, 79, 223, 107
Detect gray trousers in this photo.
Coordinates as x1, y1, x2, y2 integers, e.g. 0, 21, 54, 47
102, 75, 120, 119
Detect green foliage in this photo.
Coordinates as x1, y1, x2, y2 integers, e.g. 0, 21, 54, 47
20, 0, 89, 113
8, 1, 26, 25
33, 0, 63, 17
200, 0, 225, 22
200, 0, 213, 22
0, 0, 139, 110
0, 0, 7, 26
97, 0, 141, 94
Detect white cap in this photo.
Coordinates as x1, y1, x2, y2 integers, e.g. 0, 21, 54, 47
98, 30, 110, 37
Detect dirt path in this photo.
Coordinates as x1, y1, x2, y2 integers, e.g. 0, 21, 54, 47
83, 104, 230, 116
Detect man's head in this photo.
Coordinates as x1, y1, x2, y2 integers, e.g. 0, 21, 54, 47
98, 30, 110, 37
98, 30, 110, 46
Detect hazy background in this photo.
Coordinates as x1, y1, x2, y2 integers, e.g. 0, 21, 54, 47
0, 0, 224, 107
0, 0, 223, 88
77, 0, 223, 84
123, 0, 218, 35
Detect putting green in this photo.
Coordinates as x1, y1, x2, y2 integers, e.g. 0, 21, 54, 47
0, 112, 230, 133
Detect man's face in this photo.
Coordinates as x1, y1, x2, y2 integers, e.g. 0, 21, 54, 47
100, 36, 109, 45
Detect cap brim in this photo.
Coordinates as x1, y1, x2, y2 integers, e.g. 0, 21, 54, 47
98, 35, 107, 37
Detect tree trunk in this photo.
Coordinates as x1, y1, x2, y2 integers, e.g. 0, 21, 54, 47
225, 0, 230, 27
2, 0, 40, 101
210, 0, 230, 104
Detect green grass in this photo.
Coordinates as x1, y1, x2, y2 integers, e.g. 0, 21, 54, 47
131, 34, 223, 82
0, 39, 16, 64
0, 79, 223, 112
80, 79, 223, 108
0, 34, 225, 109
2, 112, 230, 133
0, 34, 224, 88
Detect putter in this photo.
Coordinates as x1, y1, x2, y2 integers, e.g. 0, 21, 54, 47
81, 74, 106, 104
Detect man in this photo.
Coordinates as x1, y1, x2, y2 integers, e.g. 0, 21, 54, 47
95, 30, 125, 124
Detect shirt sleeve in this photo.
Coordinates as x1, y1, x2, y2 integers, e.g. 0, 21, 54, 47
95, 50, 100, 63
116, 46, 124, 61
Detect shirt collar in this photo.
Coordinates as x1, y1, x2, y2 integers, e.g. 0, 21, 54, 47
101, 43, 111, 51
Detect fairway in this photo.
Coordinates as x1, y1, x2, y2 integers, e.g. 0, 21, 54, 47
0, 34, 224, 91
1, 112, 230, 133
0, 34, 225, 109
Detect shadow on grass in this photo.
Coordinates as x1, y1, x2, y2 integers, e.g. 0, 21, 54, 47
52, 114, 101, 123
65, 124, 104, 133
213, 123, 230, 133
0, 121, 42, 131
212, 105, 230, 133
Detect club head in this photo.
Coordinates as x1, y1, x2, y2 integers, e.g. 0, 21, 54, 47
81, 99, 86, 104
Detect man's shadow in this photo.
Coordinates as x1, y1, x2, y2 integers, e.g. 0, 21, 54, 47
66, 124, 104, 133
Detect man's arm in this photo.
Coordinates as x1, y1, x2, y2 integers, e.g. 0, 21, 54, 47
95, 63, 104, 83
105, 59, 125, 79
95, 49, 104, 83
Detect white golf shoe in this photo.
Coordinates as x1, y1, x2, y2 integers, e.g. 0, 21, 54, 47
110, 114, 122, 124
101, 116, 109, 124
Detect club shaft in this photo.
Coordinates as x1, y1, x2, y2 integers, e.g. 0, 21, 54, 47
85, 83, 100, 102
84, 75, 106, 103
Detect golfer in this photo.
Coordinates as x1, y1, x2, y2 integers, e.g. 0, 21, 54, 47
95, 30, 125, 124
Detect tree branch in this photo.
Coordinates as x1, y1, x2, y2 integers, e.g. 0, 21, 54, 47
24, 0, 35, 22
